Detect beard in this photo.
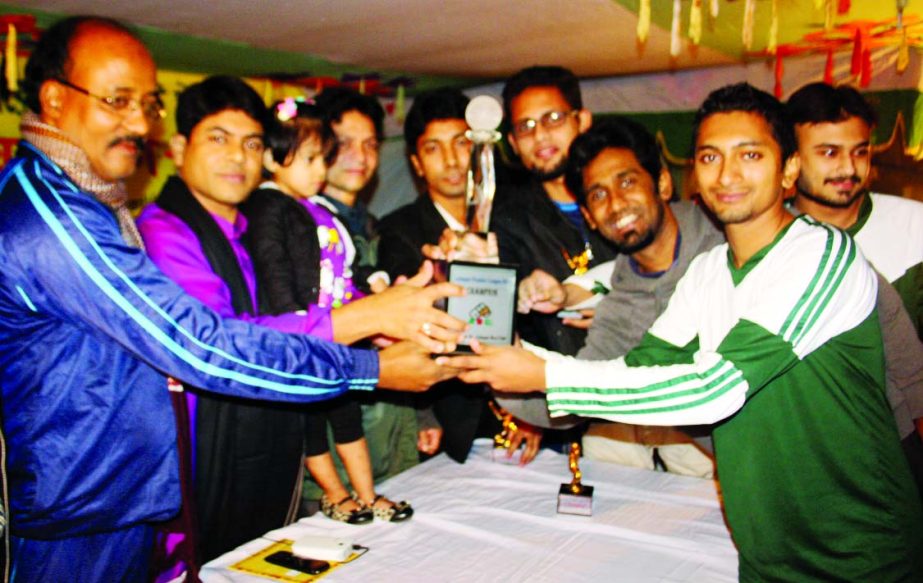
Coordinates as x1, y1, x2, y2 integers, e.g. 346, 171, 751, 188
603, 201, 665, 254
529, 157, 568, 182
796, 174, 865, 209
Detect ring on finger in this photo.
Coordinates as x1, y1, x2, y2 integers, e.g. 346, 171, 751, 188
421, 322, 433, 336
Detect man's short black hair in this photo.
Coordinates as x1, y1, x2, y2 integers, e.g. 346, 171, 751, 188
501, 66, 583, 127
692, 82, 796, 162
565, 117, 663, 206
404, 88, 469, 156
22, 16, 138, 114
175, 75, 268, 137
313, 87, 385, 141
786, 82, 878, 128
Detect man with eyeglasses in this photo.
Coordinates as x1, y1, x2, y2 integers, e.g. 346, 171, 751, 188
0, 16, 458, 581
489, 66, 617, 429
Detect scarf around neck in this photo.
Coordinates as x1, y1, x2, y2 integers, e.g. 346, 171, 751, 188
156, 175, 255, 316
19, 111, 145, 249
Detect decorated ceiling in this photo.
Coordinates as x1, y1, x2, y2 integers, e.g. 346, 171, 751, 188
1, 1, 921, 95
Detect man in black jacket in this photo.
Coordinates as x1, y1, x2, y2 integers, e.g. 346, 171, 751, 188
494, 67, 617, 360
487, 67, 617, 431
379, 89, 542, 463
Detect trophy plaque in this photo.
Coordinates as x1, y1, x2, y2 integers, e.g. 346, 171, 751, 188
557, 442, 594, 516
444, 261, 517, 353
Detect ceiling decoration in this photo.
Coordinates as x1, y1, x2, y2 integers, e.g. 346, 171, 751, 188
0, 1, 920, 97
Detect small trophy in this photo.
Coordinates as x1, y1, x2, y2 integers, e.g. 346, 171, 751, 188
557, 442, 593, 516
464, 95, 503, 236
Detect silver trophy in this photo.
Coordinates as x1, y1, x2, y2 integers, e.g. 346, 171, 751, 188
465, 95, 503, 235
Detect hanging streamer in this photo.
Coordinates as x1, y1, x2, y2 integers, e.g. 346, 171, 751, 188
774, 55, 784, 98
768, 0, 779, 55
825, 0, 835, 30
637, 0, 651, 44
671, 0, 681, 57
837, 0, 850, 14
743, 0, 756, 51
5, 23, 17, 93
710, 0, 719, 18
850, 27, 862, 75
824, 49, 835, 84
395, 83, 406, 123
898, 29, 909, 73
859, 42, 871, 87
689, 0, 703, 45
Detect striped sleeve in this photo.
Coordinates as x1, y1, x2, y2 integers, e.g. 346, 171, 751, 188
540, 218, 877, 425
10, 158, 378, 402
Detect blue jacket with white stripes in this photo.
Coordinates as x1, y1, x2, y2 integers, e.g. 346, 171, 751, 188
0, 143, 379, 539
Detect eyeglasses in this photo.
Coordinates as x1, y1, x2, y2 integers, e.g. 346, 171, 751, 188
511, 110, 578, 138
55, 78, 166, 123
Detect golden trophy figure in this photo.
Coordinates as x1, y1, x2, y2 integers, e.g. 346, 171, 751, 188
557, 442, 594, 516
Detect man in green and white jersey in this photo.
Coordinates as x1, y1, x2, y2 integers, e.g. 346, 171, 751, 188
788, 82, 923, 340
445, 83, 922, 582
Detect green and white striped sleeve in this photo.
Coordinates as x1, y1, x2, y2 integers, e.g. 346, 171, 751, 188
537, 219, 878, 426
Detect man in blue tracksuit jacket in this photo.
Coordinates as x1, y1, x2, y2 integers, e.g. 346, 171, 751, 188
0, 16, 459, 581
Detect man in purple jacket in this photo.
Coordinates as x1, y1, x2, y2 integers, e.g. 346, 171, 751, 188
0, 16, 459, 582
137, 75, 464, 564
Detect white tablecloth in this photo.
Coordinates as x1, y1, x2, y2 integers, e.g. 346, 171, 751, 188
202, 439, 737, 582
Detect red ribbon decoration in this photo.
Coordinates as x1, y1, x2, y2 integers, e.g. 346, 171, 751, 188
824, 49, 835, 84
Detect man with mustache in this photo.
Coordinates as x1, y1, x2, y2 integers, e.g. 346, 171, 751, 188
0, 17, 457, 581
788, 83, 923, 339
787, 82, 923, 496
516, 117, 723, 476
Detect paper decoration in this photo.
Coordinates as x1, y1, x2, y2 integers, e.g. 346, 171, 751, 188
743, 0, 756, 50
838, 0, 850, 14
395, 83, 406, 123
689, 0, 703, 45
774, 55, 784, 98
637, 0, 651, 44
768, 0, 779, 54
671, 0, 681, 57
5, 23, 16, 93
898, 29, 909, 73
710, 0, 719, 18
824, 49, 835, 84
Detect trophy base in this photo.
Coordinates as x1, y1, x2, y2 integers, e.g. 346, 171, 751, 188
557, 484, 594, 516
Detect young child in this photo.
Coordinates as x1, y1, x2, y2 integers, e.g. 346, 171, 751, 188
243, 98, 413, 524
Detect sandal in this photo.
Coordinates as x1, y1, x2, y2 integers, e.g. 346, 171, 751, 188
366, 494, 414, 523
320, 494, 373, 525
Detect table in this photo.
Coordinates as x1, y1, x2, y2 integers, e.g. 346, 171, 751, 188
202, 439, 738, 582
